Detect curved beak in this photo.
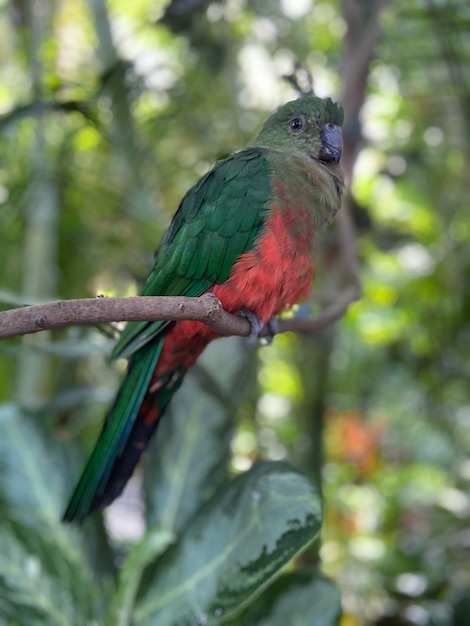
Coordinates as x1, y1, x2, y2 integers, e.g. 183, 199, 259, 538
319, 124, 343, 164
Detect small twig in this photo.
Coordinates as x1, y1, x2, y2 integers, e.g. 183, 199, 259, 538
279, 286, 360, 333
282, 63, 315, 96
0, 292, 359, 342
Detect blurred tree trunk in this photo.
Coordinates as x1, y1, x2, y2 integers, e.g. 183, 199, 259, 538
16, 0, 59, 410
88, 0, 159, 234
296, 333, 334, 493
297, 0, 387, 498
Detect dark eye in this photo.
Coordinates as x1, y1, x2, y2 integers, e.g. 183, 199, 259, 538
289, 116, 305, 133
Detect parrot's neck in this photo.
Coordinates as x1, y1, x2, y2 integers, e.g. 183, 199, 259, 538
269, 152, 344, 232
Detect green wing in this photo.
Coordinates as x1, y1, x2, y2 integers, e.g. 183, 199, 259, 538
113, 148, 272, 359
62, 341, 163, 521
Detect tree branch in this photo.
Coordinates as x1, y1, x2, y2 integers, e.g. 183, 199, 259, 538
0, 291, 359, 342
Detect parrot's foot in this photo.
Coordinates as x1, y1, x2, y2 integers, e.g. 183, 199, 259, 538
239, 308, 264, 345
266, 317, 279, 344
239, 310, 279, 345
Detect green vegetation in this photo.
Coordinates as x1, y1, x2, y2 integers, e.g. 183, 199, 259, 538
0, 0, 469, 624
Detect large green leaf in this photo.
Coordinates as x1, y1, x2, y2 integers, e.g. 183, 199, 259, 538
225, 570, 342, 626
144, 337, 256, 534
135, 462, 322, 626
0, 403, 114, 619
105, 528, 175, 626
0, 521, 85, 626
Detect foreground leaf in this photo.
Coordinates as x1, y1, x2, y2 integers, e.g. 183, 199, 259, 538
135, 462, 322, 626
0, 522, 81, 626
0, 403, 113, 618
145, 337, 255, 534
105, 528, 175, 626
225, 570, 342, 626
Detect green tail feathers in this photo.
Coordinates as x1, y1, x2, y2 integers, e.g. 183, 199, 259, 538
63, 341, 163, 523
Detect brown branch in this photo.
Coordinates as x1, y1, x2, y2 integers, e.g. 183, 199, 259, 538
281, 286, 360, 333
325, 0, 389, 312
0, 292, 359, 342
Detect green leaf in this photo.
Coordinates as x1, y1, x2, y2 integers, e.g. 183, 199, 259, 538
144, 337, 256, 534
0, 521, 83, 626
135, 462, 322, 626
0, 403, 114, 618
225, 570, 342, 626
105, 528, 175, 626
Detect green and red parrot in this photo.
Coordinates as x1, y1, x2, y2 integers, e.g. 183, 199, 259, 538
63, 95, 344, 522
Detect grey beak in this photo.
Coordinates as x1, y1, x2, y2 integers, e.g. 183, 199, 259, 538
319, 123, 343, 164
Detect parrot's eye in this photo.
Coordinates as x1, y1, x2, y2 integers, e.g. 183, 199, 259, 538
289, 115, 306, 133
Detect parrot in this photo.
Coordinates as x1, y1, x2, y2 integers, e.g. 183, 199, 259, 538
63, 95, 344, 522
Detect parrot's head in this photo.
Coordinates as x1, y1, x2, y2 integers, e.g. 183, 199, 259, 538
252, 96, 344, 165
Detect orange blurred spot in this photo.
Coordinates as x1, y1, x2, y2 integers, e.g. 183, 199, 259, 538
325, 409, 386, 478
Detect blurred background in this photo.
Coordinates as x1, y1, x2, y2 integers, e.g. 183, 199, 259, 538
0, 0, 469, 624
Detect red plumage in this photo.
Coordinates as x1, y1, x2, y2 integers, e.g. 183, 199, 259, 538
145, 181, 316, 422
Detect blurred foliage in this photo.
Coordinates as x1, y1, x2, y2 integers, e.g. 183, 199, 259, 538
1, 0, 469, 624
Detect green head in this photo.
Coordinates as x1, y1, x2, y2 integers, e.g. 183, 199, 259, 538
252, 96, 344, 164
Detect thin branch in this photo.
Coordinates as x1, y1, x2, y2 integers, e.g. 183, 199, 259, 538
331, 0, 389, 305
0, 291, 359, 342
282, 286, 360, 333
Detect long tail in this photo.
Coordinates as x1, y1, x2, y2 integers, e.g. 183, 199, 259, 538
63, 328, 200, 523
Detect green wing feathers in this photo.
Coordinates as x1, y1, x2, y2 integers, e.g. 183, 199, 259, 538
113, 148, 272, 360
62, 341, 163, 522
64, 150, 273, 521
